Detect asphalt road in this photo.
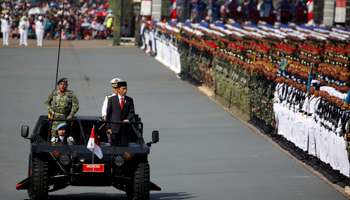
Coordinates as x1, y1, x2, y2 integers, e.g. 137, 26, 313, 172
0, 39, 348, 200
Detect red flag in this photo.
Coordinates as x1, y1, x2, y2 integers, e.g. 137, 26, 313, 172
149, 16, 154, 29
87, 127, 103, 159
162, 18, 166, 33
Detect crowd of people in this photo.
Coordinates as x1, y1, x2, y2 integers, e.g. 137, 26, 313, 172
0, 0, 116, 46
178, 0, 310, 26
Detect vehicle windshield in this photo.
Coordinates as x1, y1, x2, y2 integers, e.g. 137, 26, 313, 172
37, 117, 143, 145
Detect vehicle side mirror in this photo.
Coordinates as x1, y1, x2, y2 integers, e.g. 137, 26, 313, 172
152, 131, 159, 143
21, 125, 29, 138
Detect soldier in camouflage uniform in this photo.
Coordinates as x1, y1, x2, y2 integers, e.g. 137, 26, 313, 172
249, 72, 276, 128
45, 78, 79, 136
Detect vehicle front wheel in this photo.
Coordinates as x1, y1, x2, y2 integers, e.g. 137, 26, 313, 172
30, 157, 48, 200
133, 162, 150, 200
27, 154, 32, 196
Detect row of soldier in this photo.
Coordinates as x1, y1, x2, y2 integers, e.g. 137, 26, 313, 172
1, 14, 44, 46
139, 18, 350, 177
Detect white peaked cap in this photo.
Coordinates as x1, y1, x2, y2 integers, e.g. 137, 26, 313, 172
110, 78, 123, 84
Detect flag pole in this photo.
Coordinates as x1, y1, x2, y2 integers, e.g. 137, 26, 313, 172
92, 125, 95, 164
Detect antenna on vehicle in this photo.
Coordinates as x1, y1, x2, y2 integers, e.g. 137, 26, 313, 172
55, 0, 65, 90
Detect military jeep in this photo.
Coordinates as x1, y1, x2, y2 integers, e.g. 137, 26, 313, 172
16, 115, 160, 200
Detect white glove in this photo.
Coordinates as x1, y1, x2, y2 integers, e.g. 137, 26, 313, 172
67, 136, 74, 143
51, 137, 57, 142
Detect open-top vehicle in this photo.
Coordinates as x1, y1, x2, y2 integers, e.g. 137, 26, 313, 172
16, 114, 160, 200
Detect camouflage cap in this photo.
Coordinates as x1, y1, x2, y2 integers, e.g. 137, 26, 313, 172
57, 78, 68, 84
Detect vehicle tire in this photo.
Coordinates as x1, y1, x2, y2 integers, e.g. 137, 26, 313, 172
133, 162, 150, 200
30, 157, 48, 200
28, 154, 32, 176
27, 154, 32, 196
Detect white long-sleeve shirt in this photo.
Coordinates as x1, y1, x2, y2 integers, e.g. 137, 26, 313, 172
101, 93, 116, 117
1, 19, 10, 32
19, 20, 30, 33
35, 20, 44, 34
140, 22, 145, 35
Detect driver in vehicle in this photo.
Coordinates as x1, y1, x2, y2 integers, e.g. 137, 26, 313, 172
51, 123, 74, 144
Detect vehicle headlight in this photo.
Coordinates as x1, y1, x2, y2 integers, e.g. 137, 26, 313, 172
60, 155, 71, 165
114, 156, 124, 167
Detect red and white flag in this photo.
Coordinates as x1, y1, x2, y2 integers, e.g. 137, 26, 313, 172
87, 127, 103, 159
307, 0, 313, 24
170, 0, 176, 20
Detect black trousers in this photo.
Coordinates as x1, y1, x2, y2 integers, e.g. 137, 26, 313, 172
111, 126, 130, 145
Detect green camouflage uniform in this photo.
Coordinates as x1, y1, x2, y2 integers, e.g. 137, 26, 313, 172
178, 42, 190, 76
212, 54, 251, 118
45, 89, 79, 136
200, 53, 213, 87
249, 73, 275, 128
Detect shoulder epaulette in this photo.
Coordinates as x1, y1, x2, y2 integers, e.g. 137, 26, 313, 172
107, 94, 112, 101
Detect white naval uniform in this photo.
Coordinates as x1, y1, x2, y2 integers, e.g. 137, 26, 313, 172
101, 93, 116, 143
140, 22, 146, 49
19, 20, 30, 45
102, 93, 116, 117
144, 27, 150, 53
150, 28, 156, 53
35, 20, 44, 46
1, 19, 10, 45
273, 83, 350, 177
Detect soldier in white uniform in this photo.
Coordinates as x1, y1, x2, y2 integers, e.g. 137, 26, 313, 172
101, 78, 120, 142
19, 16, 30, 46
35, 16, 44, 46
0, 14, 2, 37
1, 14, 10, 45
140, 17, 146, 49
144, 22, 150, 53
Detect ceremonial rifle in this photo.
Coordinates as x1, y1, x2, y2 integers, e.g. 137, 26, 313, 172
48, 1, 66, 136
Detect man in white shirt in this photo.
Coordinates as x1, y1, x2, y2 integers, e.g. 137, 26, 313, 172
1, 14, 10, 45
19, 16, 30, 46
35, 16, 45, 46
140, 17, 146, 49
